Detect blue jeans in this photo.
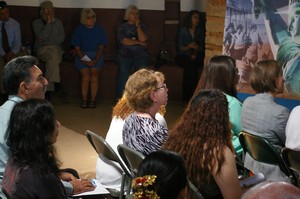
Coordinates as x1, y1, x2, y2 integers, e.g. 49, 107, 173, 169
117, 56, 149, 98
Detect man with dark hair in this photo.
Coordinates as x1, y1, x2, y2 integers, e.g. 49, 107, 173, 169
0, 56, 94, 198
0, 1, 23, 94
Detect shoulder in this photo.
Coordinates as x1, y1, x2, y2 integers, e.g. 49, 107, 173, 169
54, 18, 63, 24
179, 27, 188, 34
118, 22, 128, 29
94, 24, 106, 33
225, 94, 242, 106
73, 25, 85, 32
32, 18, 44, 27
8, 18, 20, 25
290, 106, 300, 116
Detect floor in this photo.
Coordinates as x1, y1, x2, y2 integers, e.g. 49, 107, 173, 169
51, 96, 187, 138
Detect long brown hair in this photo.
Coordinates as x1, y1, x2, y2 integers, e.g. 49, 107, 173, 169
163, 89, 233, 187
194, 55, 238, 97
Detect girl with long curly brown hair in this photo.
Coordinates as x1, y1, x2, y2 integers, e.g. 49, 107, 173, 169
164, 89, 243, 199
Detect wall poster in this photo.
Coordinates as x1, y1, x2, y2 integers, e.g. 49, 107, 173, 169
223, 0, 300, 99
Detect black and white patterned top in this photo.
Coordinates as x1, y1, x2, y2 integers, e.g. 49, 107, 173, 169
122, 113, 169, 155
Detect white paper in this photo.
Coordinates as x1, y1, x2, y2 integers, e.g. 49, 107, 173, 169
73, 179, 110, 197
80, 55, 91, 61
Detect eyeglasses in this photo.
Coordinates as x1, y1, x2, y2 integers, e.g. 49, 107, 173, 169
87, 16, 96, 19
155, 83, 167, 91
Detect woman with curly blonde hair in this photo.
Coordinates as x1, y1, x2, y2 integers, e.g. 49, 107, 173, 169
164, 89, 243, 199
122, 68, 168, 155
96, 91, 167, 191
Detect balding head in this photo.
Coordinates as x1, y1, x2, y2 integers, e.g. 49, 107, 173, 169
242, 181, 300, 199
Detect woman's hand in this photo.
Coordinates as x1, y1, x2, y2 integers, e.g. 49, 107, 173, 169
59, 171, 77, 181
70, 179, 96, 194
83, 60, 97, 67
188, 42, 199, 50
135, 18, 141, 28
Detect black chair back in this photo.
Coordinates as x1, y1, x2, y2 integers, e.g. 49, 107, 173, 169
239, 131, 291, 178
117, 144, 145, 177
86, 130, 131, 199
281, 147, 300, 186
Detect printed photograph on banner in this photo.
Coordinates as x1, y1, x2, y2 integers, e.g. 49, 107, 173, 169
223, 0, 300, 99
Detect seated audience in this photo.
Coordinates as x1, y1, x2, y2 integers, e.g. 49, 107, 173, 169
0, 56, 93, 198
241, 60, 290, 181
176, 10, 205, 102
164, 89, 243, 199
123, 68, 168, 155
1, 99, 93, 198
117, 5, 149, 98
96, 95, 167, 190
133, 150, 188, 199
194, 55, 243, 156
285, 106, 300, 150
0, 1, 23, 93
241, 181, 300, 199
71, 8, 107, 108
32, 1, 64, 92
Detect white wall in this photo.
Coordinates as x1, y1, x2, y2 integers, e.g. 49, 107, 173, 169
8, 0, 165, 10
180, 0, 207, 12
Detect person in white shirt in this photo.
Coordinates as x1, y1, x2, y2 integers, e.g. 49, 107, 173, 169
96, 95, 167, 191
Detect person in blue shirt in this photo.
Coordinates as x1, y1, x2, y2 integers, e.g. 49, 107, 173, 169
0, 1, 22, 94
0, 56, 94, 198
116, 5, 149, 99
176, 10, 205, 102
71, 8, 107, 108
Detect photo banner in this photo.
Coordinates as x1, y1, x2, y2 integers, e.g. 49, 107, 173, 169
223, 0, 300, 99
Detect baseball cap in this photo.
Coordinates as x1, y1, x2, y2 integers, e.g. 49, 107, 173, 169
0, 1, 7, 10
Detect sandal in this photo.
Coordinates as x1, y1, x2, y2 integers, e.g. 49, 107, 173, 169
80, 100, 88, 108
89, 101, 97, 108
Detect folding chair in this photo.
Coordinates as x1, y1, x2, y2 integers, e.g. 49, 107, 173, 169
281, 147, 300, 186
239, 131, 296, 185
86, 130, 131, 199
117, 144, 145, 177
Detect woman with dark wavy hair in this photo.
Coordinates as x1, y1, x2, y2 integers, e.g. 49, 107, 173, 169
164, 89, 243, 199
194, 55, 243, 156
1, 99, 67, 198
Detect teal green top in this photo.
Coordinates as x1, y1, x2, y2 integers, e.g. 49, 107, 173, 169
225, 93, 243, 155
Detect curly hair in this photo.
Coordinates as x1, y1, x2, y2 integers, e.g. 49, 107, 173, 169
112, 95, 166, 120
250, 60, 282, 93
7, 99, 61, 175
163, 89, 233, 187
194, 55, 238, 97
124, 68, 165, 112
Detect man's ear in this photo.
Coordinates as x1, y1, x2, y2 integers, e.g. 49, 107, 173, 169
19, 82, 28, 94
